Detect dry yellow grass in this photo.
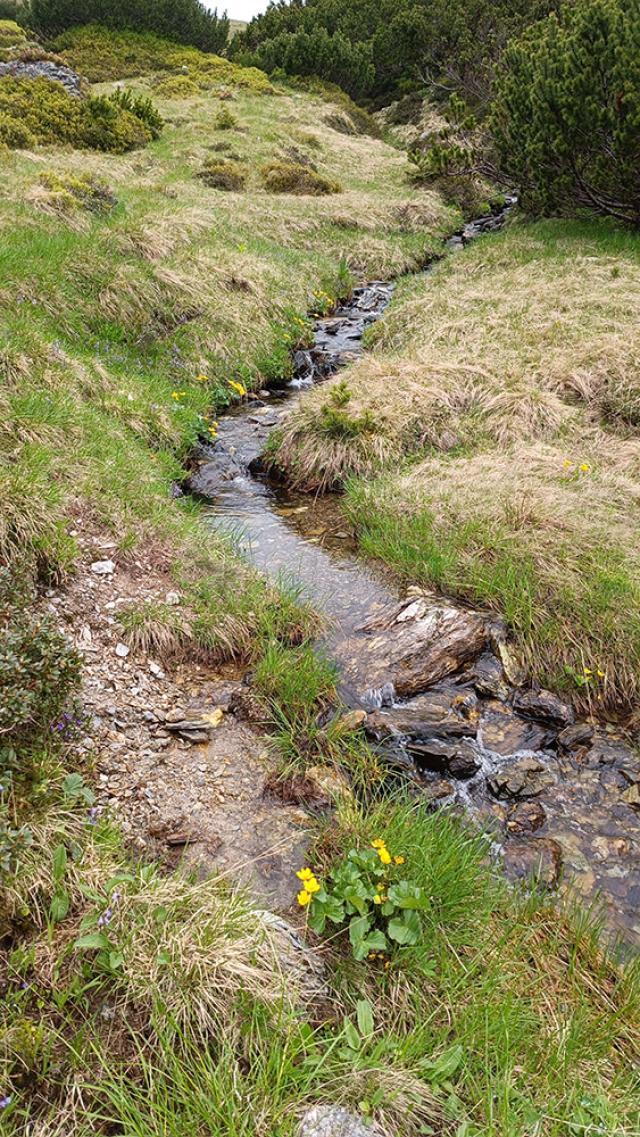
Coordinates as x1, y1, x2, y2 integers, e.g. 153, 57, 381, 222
276, 220, 640, 710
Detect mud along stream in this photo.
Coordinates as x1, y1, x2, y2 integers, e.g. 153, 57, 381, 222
188, 210, 640, 948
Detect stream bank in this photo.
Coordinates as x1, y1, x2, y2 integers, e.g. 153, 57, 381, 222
187, 208, 640, 948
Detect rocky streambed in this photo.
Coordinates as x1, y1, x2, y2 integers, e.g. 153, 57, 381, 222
188, 207, 640, 948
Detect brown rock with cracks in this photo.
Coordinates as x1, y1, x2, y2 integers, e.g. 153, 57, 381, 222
356, 594, 487, 699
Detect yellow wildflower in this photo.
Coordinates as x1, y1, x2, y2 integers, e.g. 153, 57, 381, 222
384, 960, 390, 970
378, 847, 392, 865
597, 669, 605, 678
227, 379, 247, 397
196, 374, 208, 383
296, 868, 313, 881
373, 894, 382, 905
371, 839, 385, 849
579, 463, 591, 473
306, 877, 321, 894
394, 855, 405, 865
562, 458, 571, 468
583, 667, 592, 676
297, 889, 311, 907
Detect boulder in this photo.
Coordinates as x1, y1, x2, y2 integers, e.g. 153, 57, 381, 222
513, 689, 574, 728
355, 595, 487, 700
0, 60, 83, 97
297, 1106, 385, 1137
407, 737, 481, 780
380, 689, 479, 740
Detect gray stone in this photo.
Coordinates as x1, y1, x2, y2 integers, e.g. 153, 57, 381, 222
0, 60, 82, 97
91, 559, 115, 576
297, 1106, 385, 1137
407, 737, 480, 780
557, 722, 594, 751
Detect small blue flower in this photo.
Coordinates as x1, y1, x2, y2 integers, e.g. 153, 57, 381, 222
0, 1095, 13, 1109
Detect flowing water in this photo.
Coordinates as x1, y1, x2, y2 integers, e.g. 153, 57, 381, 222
188, 206, 640, 948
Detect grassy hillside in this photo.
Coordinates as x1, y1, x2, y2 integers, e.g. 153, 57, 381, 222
1, 26, 639, 1136
274, 219, 640, 716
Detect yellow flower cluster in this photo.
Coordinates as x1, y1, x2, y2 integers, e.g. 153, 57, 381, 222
196, 374, 208, 383
583, 665, 605, 679
208, 420, 218, 439
562, 459, 591, 474
371, 839, 404, 867
171, 390, 187, 401
296, 867, 321, 907
227, 378, 247, 398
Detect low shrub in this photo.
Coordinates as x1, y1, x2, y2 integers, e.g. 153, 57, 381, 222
109, 86, 164, 139
215, 105, 238, 130
36, 170, 118, 214
0, 76, 161, 151
54, 25, 273, 91
0, 16, 24, 45
153, 74, 200, 99
491, 0, 640, 224
0, 566, 81, 749
198, 156, 247, 191
0, 108, 34, 146
261, 160, 341, 196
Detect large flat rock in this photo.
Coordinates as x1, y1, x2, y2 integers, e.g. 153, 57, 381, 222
340, 594, 487, 704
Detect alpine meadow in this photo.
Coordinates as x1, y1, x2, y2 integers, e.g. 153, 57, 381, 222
0, 1, 639, 1135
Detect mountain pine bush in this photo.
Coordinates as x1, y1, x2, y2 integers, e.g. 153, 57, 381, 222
491, 0, 640, 224
30, 0, 229, 54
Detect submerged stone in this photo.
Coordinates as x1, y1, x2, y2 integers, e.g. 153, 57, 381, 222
513, 688, 574, 728
488, 756, 555, 800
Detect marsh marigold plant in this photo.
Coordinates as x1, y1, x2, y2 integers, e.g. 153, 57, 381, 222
295, 839, 428, 961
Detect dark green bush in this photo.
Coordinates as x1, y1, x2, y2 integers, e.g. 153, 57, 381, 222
261, 160, 341, 196
109, 86, 163, 140
0, 567, 81, 747
30, 0, 229, 54
198, 157, 247, 191
491, 0, 640, 224
0, 76, 160, 151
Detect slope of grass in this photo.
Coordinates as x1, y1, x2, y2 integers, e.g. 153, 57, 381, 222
0, 27, 455, 646
274, 218, 640, 713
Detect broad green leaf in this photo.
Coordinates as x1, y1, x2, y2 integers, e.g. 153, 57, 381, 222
388, 915, 419, 944
356, 998, 374, 1038
343, 1019, 360, 1050
49, 890, 70, 923
348, 914, 371, 949
73, 932, 110, 951
52, 844, 67, 884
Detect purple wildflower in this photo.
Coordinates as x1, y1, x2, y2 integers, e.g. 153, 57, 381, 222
87, 807, 98, 825
0, 1095, 12, 1109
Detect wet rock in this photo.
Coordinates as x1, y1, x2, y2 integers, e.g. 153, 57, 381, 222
297, 1106, 385, 1137
557, 722, 594, 751
502, 838, 563, 890
622, 783, 640, 809
187, 449, 242, 494
480, 701, 555, 756
383, 690, 478, 740
165, 720, 212, 744
333, 709, 367, 733
506, 801, 546, 835
358, 595, 487, 698
468, 652, 509, 700
423, 778, 455, 804
584, 734, 636, 770
488, 757, 555, 800
408, 737, 481, 780
513, 689, 574, 728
